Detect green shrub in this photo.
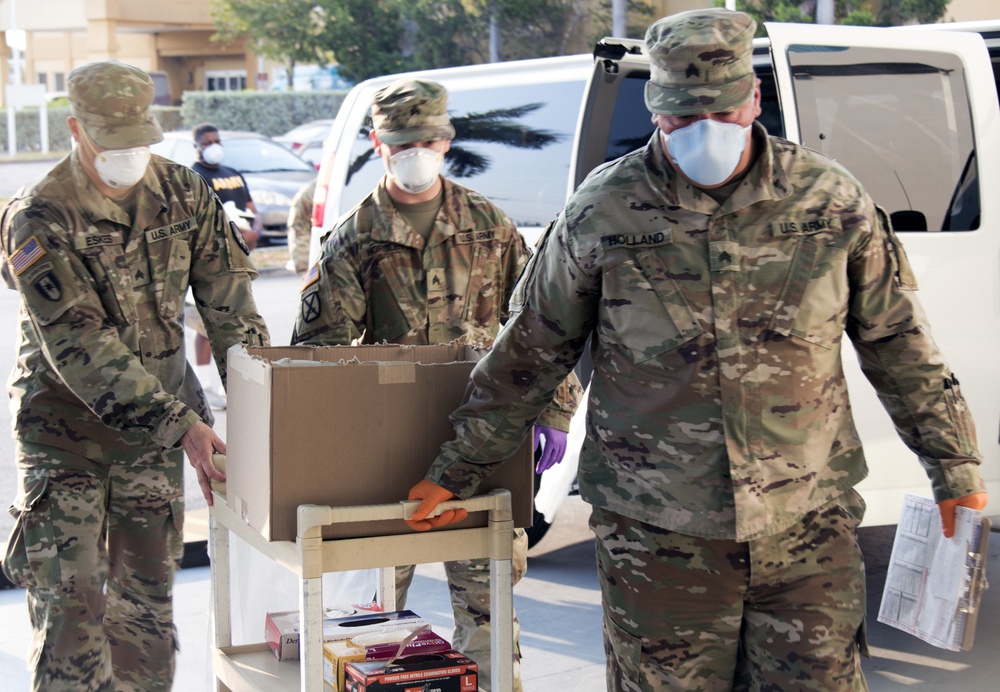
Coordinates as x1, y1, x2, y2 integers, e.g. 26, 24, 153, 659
179, 90, 348, 136
0, 89, 346, 152
0, 105, 183, 153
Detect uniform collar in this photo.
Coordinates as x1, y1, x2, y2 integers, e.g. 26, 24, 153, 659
646, 122, 792, 215
370, 176, 474, 248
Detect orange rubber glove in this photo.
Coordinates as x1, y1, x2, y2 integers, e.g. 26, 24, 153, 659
938, 492, 988, 538
405, 479, 469, 532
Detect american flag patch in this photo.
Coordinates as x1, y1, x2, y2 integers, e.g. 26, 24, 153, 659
301, 263, 320, 292
10, 237, 46, 276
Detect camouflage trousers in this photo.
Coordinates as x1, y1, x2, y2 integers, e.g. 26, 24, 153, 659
592, 490, 869, 692
1, 441, 185, 692
395, 527, 528, 692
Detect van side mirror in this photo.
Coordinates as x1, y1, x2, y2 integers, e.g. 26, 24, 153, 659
890, 210, 927, 232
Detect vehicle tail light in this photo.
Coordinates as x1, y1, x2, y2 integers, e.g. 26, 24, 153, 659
312, 149, 335, 229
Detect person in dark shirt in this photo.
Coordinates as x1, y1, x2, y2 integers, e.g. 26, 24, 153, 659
188, 123, 261, 408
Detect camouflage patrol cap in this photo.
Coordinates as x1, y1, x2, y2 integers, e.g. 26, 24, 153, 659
644, 9, 756, 116
371, 79, 455, 145
68, 60, 164, 149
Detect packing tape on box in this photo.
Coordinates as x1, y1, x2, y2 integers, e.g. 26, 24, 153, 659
378, 362, 416, 385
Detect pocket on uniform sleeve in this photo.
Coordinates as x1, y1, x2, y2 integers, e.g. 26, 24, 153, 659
17, 259, 86, 327
2, 471, 61, 588
222, 221, 258, 275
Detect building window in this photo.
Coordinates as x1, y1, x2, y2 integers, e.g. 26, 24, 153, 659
54, 72, 65, 91
37, 72, 47, 87
205, 70, 247, 91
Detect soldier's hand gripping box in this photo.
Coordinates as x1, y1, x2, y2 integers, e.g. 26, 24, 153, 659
344, 651, 478, 692
225, 344, 533, 542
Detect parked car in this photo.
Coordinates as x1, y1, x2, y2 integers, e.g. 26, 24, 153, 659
311, 21, 1000, 547
151, 130, 317, 244
273, 119, 336, 169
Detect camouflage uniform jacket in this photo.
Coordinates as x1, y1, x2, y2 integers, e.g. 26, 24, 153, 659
0, 152, 269, 460
287, 179, 316, 274
291, 177, 580, 431
426, 124, 985, 541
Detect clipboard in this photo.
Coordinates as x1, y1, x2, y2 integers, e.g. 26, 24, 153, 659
877, 495, 990, 651
958, 516, 991, 651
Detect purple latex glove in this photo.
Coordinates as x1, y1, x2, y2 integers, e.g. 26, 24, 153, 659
533, 426, 568, 474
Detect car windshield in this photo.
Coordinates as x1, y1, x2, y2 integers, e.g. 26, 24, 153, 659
222, 138, 314, 173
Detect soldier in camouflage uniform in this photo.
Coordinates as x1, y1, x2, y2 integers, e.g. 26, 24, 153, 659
0, 60, 269, 691
406, 9, 989, 691
287, 178, 316, 274
291, 79, 581, 691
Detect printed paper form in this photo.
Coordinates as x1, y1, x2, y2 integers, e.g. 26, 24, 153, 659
877, 494, 981, 650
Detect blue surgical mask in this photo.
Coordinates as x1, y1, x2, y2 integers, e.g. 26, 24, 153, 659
662, 119, 751, 187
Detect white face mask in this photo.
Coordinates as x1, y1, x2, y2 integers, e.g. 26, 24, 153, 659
387, 147, 444, 194
93, 146, 151, 189
201, 143, 225, 166
662, 119, 751, 187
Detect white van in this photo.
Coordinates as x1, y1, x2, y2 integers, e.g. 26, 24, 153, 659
311, 21, 1000, 545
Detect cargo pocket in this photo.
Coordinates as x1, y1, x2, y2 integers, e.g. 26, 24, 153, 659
767, 236, 847, 349
82, 247, 134, 326
600, 250, 702, 363
372, 260, 424, 343
2, 471, 61, 589
603, 610, 644, 688
168, 497, 185, 568
159, 238, 191, 321
462, 242, 501, 323
943, 378, 978, 456
856, 618, 870, 658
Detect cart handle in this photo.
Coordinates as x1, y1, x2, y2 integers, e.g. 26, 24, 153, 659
297, 489, 512, 539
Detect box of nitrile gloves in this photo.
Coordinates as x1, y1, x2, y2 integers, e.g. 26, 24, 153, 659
323, 629, 452, 691
344, 651, 478, 692
226, 344, 533, 542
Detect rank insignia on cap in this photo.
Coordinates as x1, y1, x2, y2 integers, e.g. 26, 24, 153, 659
10, 236, 46, 276
33, 271, 62, 301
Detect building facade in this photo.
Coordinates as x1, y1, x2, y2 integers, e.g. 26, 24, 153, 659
0, 0, 269, 106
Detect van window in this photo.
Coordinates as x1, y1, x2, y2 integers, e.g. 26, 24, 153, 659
339, 79, 586, 228
785, 45, 978, 232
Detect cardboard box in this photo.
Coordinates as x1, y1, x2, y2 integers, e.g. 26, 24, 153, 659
323, 629, 451, 691
226, 344, 533, 542
344, 651, 478, 692
265, 608, 421, 661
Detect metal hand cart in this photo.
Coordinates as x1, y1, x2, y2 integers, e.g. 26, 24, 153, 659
208, 489, 515, 691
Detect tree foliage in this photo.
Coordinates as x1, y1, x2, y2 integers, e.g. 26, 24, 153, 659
717, 0, 950, 30
210, 0, 335, 87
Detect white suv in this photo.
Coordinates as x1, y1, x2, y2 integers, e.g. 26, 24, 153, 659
311, 21, 1000, 546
